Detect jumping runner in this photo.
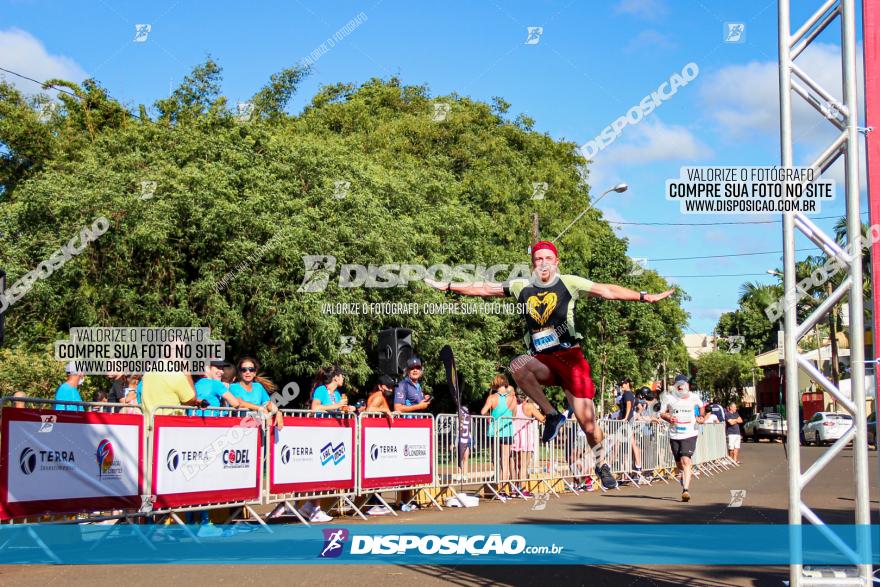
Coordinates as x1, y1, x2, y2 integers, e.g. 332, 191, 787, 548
425, 240, 674, 490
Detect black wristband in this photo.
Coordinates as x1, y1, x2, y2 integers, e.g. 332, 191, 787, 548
447, 282, 452, 293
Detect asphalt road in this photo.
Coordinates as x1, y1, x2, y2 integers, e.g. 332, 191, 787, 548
1, 441, 877, 586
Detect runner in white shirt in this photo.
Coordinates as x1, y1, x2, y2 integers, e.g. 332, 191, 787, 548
659, 374, 705, 502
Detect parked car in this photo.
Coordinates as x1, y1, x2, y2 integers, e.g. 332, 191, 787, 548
802, 412, 853, 446
744, 412, 787, 442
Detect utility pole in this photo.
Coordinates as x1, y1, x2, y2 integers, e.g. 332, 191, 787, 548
827, 282, 841, 386
531, 213, 540, 244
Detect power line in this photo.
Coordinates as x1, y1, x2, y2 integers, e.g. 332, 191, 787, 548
0, 67, 81, 100
648, 247, 817, 262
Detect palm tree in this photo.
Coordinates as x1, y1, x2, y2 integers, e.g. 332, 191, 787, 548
738, 281, 782, 308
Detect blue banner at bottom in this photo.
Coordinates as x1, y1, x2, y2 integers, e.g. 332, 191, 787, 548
0, 524, 877, 565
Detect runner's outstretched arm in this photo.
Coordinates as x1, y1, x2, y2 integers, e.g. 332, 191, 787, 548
424, 278, 505, 297
589, 283, 675, 303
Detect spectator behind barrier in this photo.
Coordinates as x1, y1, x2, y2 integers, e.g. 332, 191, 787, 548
725, 402, 744, 464
394, 356, 431, 414
119, 374, 140, 414
616, 378, 643, 481
12, 391, 27, 408
221, 364, 237, 390
54, 361, 85, 411
709, 398, 726, 424
141, 368, 203, 417
359, 374, 395, 420
482, 375, 516, 496
230, 356, 283, 428
195, 360, 242, 417
106, 371, 128, 404
511, 390, 544, 495
310, 365, 354, 413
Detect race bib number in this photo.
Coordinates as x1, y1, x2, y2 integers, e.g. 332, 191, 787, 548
532, 327, 560, 352
673, 407, 695, 434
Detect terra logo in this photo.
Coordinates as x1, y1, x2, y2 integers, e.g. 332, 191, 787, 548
166, 449, 180, 472
96, 439, 114, 474
370, 444, 379, 462
319, 528, 349, 558
280, 444, 292, 465
19, 447, 36, 475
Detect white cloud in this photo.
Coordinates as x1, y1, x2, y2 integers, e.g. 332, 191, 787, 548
601, 119, 713, 165
701, 42, 864, 144
0, 29, 87, 94
624, 30, 675, 53
614, 0, 668, 20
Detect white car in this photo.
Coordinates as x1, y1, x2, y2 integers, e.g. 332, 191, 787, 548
743, 412, 787, 441
802, 412, 853, 446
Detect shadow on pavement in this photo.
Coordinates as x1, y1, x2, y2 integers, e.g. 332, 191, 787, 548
402, 564, 787, 586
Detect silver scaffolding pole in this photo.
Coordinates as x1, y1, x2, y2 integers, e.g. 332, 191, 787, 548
778, 1, 872, 585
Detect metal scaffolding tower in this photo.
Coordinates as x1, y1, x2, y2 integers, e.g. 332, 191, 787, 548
778, 0, 872, 584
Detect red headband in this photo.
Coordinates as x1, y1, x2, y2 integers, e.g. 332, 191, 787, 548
531, 240, 558, 260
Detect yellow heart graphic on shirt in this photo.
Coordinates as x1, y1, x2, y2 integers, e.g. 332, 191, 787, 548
526, 292, 557, 325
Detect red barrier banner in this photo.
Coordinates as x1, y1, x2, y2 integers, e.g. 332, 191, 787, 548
359, 416, 433, 490
0, 408, 143, 520
268, 415, 356, 494
151, 415, 261, 509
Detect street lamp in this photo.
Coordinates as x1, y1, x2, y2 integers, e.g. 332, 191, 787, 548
553, 183, 629, 243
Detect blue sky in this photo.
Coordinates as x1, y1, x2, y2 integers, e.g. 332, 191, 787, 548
0, 0, 869, 334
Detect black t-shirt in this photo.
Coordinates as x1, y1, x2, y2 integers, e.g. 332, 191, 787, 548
725, 411, 741, 435
107, 378, 127, 403
618, 390, 636, 421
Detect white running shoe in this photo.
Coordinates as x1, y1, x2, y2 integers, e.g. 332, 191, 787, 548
309, 508, 333, 523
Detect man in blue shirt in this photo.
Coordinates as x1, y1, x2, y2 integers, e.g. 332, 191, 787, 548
54, 361, 85, 411
194, 360, 241, 416
393, 357, 432, 413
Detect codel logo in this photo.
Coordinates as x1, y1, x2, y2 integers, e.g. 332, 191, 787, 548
19, 447, 36, 475
280, 444, 292, 465
319, 528, 349, 558
166, 449, 180, 472
96, 439, 114, 474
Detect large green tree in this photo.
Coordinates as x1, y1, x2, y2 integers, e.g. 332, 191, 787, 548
0, 60, 689, 408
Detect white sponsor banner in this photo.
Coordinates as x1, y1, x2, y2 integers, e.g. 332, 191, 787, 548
362, 424, 431, 480
154, 424, 259, 496
272, 424, 353, 487
6, 420, 140, 503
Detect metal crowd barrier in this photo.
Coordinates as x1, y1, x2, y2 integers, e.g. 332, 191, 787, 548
263, 409, 360, 525
147, 405, 267, 534
435, 414, 501, 502
0, 400, 738, 525
505, 416, 547, 498
357, 411, 439, 513
0, 397, 146, 525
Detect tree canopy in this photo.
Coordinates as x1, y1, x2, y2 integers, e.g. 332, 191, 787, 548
0, 59, 689, 408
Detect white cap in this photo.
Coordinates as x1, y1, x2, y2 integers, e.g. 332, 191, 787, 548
65, 361, 81, 374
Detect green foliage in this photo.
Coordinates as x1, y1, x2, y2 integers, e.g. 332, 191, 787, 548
0, 60, 689, 406
695, 350, 755, 403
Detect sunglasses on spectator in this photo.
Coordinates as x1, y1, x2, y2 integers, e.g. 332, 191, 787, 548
240, 366, 256, 372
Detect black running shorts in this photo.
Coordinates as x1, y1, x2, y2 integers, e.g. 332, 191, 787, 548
670, 436, 697, 460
